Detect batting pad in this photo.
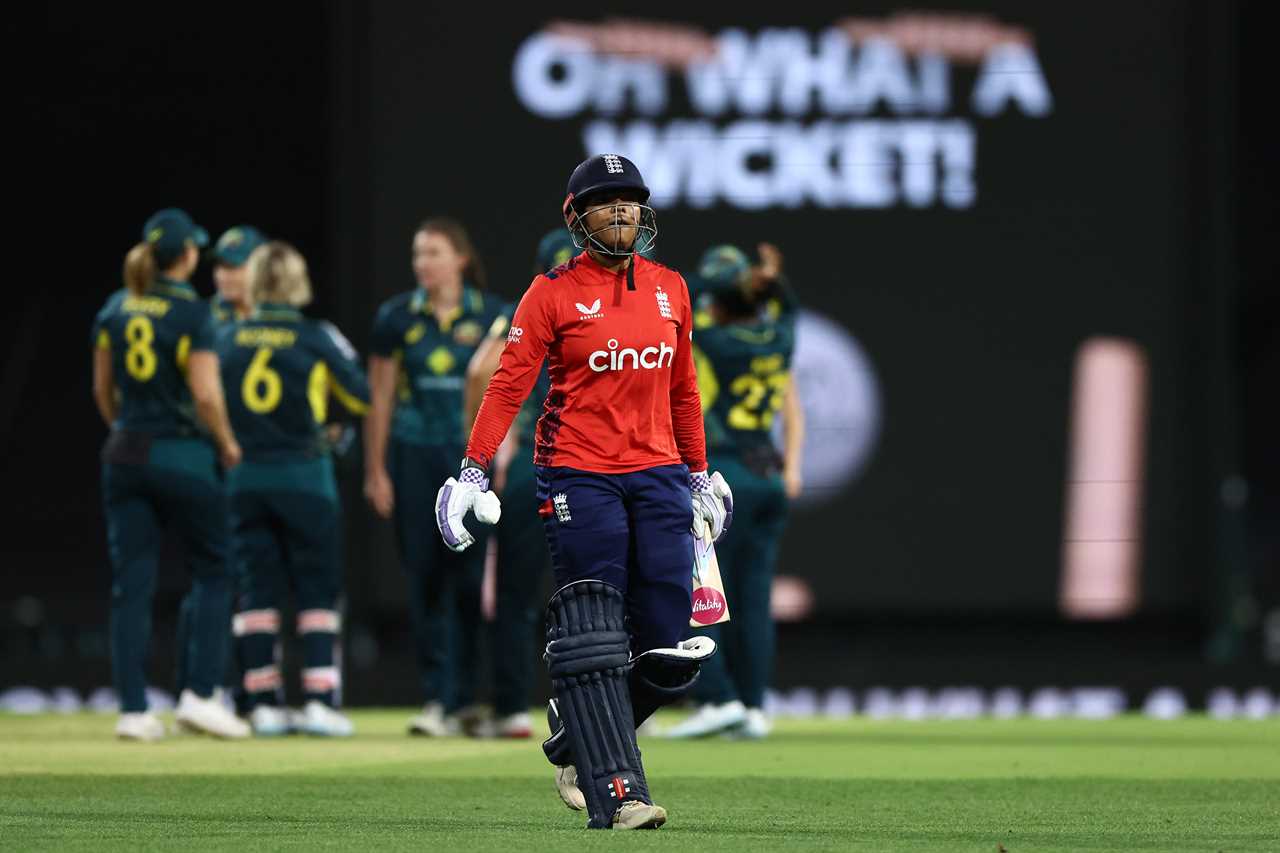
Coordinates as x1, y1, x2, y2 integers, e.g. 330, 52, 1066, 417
544, 580, 651, 829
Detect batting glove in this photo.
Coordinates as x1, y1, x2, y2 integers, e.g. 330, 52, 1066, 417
690, 469, 733, 543
435, 460, 502, 552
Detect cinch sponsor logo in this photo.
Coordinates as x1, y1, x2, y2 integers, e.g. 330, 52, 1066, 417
588, 338, 674, 372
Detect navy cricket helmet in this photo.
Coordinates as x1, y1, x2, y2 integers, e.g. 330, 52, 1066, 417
562, 154, 657, 257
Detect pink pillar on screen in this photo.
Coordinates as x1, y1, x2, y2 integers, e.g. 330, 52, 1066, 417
1059, 337, 1149, 619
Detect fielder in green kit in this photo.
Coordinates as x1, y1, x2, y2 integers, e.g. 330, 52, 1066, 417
92, 208, 250, 741
666, 243, 805, 740
217, 241, 370, 737
174, 223, 266, 704
364, 218, 503, 736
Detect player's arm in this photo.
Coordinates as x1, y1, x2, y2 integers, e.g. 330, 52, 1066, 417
187, 351, 240, 468
669, 275, 708, 474
92, 340, 117, 427
363, 305, 402, 518
464, 283, 553, 470
464, 321, 507, 433
318, 321, 370, 416
184, 309, 240, 467
672, 275, 732, 542
781, 375, 804, 499
438, 281, 553, 552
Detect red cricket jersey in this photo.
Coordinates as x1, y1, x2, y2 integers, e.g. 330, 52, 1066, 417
466, 251, 707, 475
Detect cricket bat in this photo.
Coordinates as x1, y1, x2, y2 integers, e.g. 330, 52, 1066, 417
689, 527, 730, 627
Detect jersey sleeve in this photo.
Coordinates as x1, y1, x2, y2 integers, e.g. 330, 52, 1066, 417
187, 302, 217, 352
369, 300, 403, 358
464, 279, 555, 468
316, 321, 371, 415
669, 274, 708, 472
485, 303, 516, 340
90, 292, 121, 349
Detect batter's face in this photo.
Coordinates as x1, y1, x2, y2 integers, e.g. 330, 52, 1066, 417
580, 190, 643, 254
413, 230, 468, 291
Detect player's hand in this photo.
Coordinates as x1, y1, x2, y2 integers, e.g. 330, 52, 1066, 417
220, 440, 243, 470
435, 467, 502, 552
749, 242, 784, 292
784, 463, 803, 500
364, 467, 395, 519
690, 470, 733, 543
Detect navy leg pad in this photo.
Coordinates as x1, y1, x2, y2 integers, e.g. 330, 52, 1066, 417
545, 580, 650, 829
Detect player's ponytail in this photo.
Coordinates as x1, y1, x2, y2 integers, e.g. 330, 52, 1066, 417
123, 241, 156, 296
418, 217, 488, 290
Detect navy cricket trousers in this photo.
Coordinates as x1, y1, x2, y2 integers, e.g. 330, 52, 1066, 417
535, 463, 694, 654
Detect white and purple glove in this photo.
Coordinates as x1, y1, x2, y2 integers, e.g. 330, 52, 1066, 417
690, 469, 733, 543
435, 461, 502, 552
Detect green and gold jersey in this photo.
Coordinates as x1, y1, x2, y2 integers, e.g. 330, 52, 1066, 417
91, 278, 215, 436
370, 286, 502, 448
693, 297, 797, 457
217, 304, 370, 462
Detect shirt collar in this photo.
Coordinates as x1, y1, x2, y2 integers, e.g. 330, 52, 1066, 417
253, 302, 302, 320
153, 276, 197, 300
411, 284, 483, 330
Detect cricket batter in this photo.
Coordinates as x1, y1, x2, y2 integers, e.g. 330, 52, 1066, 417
435, 155, 733, 829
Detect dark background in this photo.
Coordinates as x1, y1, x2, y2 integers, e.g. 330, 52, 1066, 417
6, 2, 1275, 701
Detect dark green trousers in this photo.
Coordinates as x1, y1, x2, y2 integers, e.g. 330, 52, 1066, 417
390, 440, 486, 712
490, 458, 549, 715
229, 457, 344, 708
690, 453, 788, 709
101, 435, 230, 713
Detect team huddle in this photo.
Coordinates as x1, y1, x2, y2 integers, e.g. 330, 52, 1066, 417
92, 156, 803, 829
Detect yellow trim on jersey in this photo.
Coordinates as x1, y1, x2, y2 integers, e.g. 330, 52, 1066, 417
308, 362, 329, 423
96, 330, 110, 350
692, 343, 719, 411
176, 335, 191, 372
331, 377, 370, 416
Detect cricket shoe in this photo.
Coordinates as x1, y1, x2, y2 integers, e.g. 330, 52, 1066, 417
115, 712, 166, 742
612, 800, 667, 830
662, 700, 746, 738
250, 704, 293, 737
475, 711, 532, 739
554, 764, 586, 811
298, 701, 354, 737
451, 703, 491, 738
175, 689, 251, 739
407, 702, 459, 736
728, 707, 773, 739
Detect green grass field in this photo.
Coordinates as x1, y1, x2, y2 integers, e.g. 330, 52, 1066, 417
2, 711, 1277, 851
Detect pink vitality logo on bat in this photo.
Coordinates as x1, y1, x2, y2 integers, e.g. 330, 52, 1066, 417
690, 530, 730, 627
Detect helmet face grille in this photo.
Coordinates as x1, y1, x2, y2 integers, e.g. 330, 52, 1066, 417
565, 199, 658, 258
